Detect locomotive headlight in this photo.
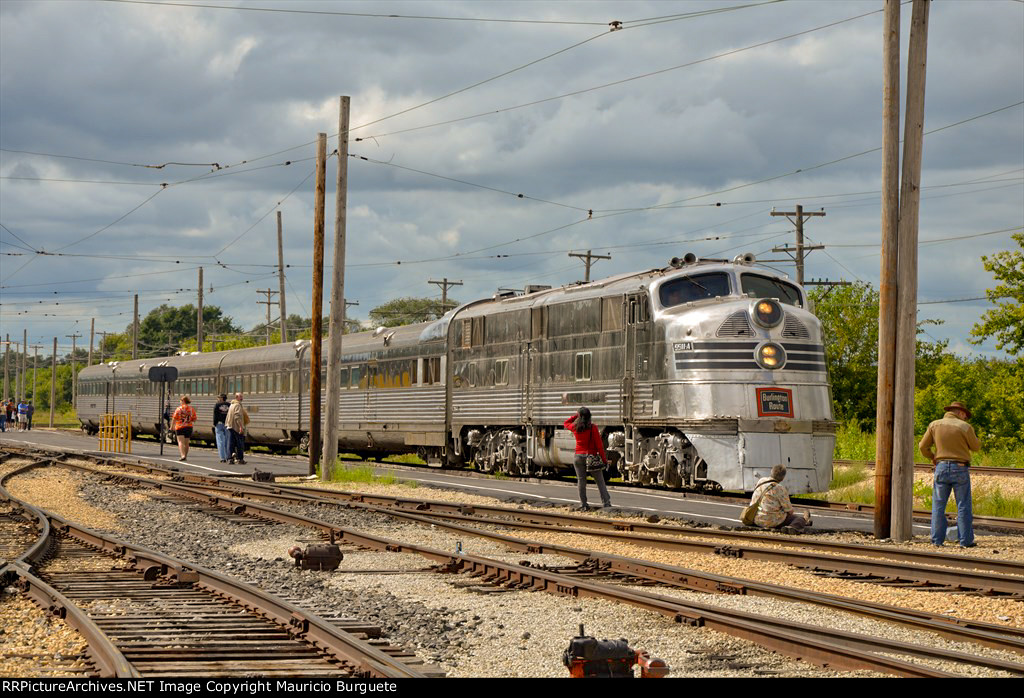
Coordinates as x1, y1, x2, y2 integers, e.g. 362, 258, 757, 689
755, 342, 786, 370
751, 298, 783, 328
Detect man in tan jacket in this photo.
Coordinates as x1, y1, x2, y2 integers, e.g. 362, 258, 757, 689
225, 393, 249, 465
919, 401, 981, 547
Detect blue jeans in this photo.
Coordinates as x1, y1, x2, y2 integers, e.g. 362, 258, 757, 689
931, 461, 973, 546
573, 455, 611, 508
214, 423, 230, 461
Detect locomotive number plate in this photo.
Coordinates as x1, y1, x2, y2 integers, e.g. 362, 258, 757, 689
673, 342, 694, 352
756, 387, 793, 417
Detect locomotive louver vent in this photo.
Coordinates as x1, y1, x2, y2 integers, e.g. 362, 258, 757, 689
782, 315, 811, 339
717, 311, 755, 337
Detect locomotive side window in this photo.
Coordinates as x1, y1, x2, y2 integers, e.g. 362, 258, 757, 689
495, 359, 509, 386
602, 297, 624, 331
575, 352, 592, 382
339, 368, 349, 388
349, 366, 361, 387
659, 272, 731, 307
741, 274, 803, 307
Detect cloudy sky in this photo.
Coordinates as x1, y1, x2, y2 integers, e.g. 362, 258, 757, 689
1, 0, 1021, 361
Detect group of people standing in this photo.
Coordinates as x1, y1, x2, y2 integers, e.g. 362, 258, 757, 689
0, 398, 33, 432
170, 393, 248, 465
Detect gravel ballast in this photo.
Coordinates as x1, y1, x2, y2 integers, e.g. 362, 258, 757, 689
6, 464, 1023, 678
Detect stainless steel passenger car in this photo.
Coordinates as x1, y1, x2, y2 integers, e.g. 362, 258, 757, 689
77, 254, 835, 493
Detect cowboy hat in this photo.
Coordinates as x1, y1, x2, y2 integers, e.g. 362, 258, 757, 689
944, 401, 972, 418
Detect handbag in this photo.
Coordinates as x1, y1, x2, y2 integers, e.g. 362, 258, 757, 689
584, 425, 605, 472
741, 483, 777, 526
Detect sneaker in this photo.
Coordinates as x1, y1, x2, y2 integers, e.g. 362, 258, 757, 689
577, 504, 591, 512
780, 525, 799, 535
178, 457, 187, 462
602, 502, 612, 509
237, 460, 247, 465
960, 543, 977, 548
219, 459, 227, 463
228, 459, 236, 465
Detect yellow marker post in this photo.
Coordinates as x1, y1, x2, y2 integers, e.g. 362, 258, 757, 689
98, 413, 132, 454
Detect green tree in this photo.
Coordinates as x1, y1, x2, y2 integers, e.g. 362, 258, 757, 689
134, 304, 241, 351
916, 355, 1024, 448
970, 232, 1024, 355
368, 297, 452, 328
809, 282, 880, 425
810, 282, 947, 426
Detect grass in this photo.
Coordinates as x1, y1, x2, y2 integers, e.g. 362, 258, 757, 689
321, 462, 416, 488
814, 461, 1024, 518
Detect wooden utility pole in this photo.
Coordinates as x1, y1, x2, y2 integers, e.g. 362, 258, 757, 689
875, 0, 901, 540
309, 132, 327, 474
98, 331, 110, 364
49, 337, 56, 427
323, 96, 351, 477
277, 211, 288, 344
132, 294, 139, 360
30, 345, 42, 400
256, 289, 279, 346
88, 318, 95, 367
569, 250, 611, 282
891, 0, 930, 542
197, 267, 204, 352
21, 329, 27, 399
770, 205, 826, 286
428, 278, 463, 314
3, 334, 9, 399
66, 333, 81, 404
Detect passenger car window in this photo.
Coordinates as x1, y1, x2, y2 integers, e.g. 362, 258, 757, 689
659, 272, 731, 307
741, 274, 803, 307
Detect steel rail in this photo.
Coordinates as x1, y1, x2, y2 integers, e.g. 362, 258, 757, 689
138, 474, 1024, 658
1, 459, 430, 679
3, 443, 1021, 533
0, 560, 140, 677
54, 463, 1024, 676
30, 444, 1018, 578
835, 458, 1024, 479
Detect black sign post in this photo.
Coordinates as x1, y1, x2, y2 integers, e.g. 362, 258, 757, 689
148, 366, 178, 455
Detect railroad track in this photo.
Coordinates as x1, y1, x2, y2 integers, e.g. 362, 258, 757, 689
834, 458, 1024, 479
0, 457, 435, 679
9, 448, 1023, 677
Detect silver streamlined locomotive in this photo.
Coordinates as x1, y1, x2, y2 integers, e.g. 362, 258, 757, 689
76, 254, 835, 493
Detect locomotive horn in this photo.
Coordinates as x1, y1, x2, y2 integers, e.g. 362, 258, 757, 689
670, 253, 698, 268
734, 253, 756, 264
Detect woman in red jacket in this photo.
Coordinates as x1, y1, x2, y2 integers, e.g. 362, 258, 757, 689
564, 407, 612, 511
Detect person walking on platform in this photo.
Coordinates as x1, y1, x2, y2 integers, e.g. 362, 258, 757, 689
920, 401, 981, 548
213, 393, 231, 462
564, 407, 612, 511
25, 400, 33, 430
226, 393, 249, 465
171, 395, 197, 462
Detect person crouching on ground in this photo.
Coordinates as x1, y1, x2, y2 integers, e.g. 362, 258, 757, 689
225, 393, 249, 465
563, 407, 612, 511
171, 395, 197, 462
750, 464, 812, 533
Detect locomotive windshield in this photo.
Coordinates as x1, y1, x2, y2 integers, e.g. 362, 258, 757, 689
741, 274, 803, 307
659, 272, 731, 307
